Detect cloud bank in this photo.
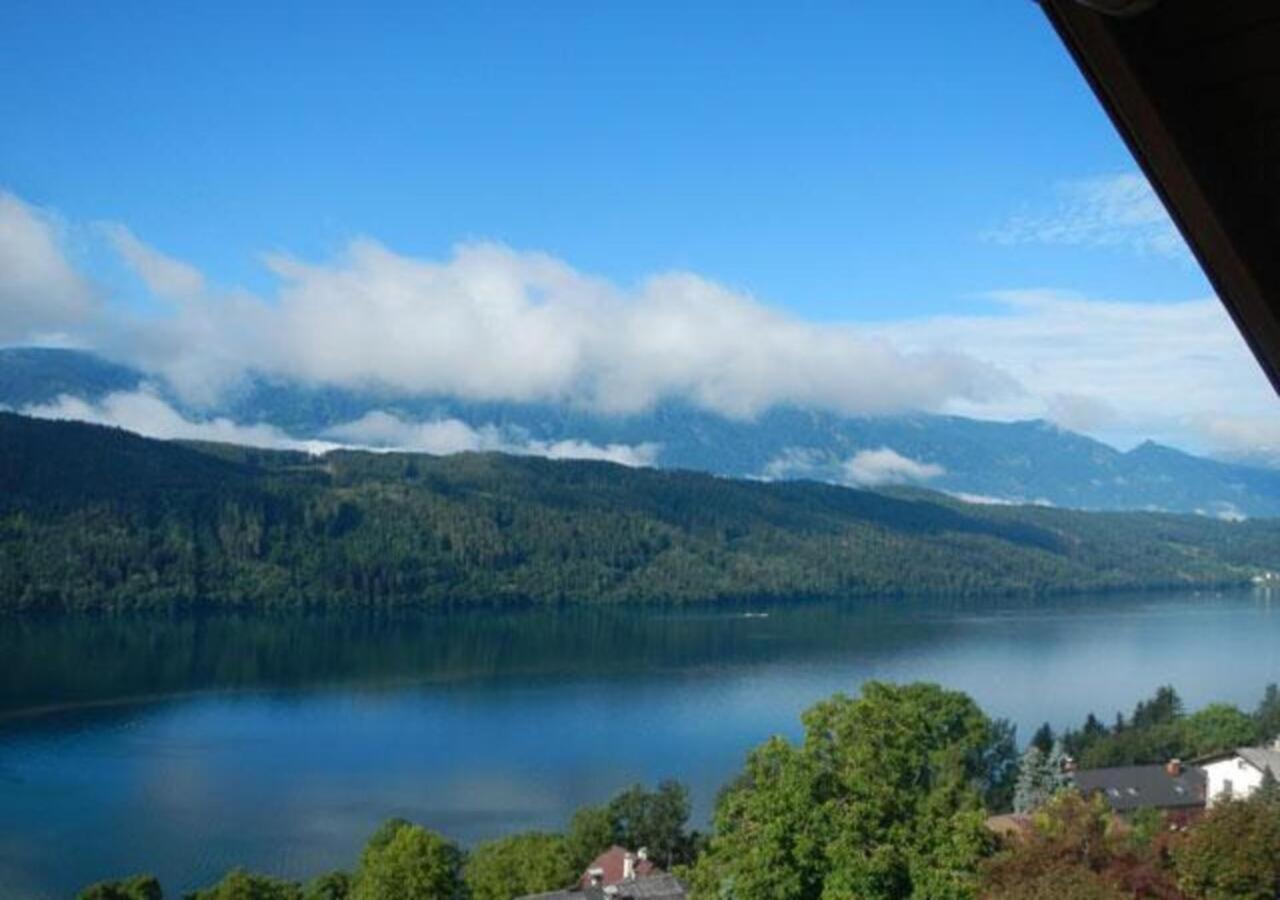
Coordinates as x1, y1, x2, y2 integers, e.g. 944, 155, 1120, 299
874, 289, 1278, 455
109, 238, 1015, 420
20, 392, 659, 467
842, 448, 945, 486
324, 410, 660, 466
2, 186, 1276, 462
760, 446, 945, 488
24, 390, 332, 452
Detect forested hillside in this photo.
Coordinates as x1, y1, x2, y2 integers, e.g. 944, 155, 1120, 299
2, 412, 1278, 610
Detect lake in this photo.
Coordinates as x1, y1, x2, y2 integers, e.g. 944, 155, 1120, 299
2, 590, 1279, 897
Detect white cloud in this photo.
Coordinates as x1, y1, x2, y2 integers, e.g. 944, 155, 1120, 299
1044, 392, 1119, 433
841, 448, 945, 486
1186, 413, 1280, 468
325, 410, 505, 455
874, 289, 1280, 454
20, 394, 660, 467
947, 491, 1016, 506
100, 223, 205, 300
0, 191, 95, 341
5, 188, 1277, 462
112, 238, 1016, 418
533, 438, 660, 467
22, 390, 334, 452
324, 409, 660, 467
984, 172, 1187, 257
760, 447, 829, 481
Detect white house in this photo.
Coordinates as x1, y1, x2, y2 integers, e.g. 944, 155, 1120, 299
1195, 741, 1280, 806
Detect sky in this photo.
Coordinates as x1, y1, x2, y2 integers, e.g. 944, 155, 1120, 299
2, 0, 1278, 463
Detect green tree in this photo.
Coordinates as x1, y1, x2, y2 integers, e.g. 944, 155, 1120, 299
353, 821, 464, 900
1029, 723, 1054, 756
1012, 741, 1068, 814
464, 831, 577, 900
1174, 792, 1280, 900
1254, 683, 1280, 742
302, 871, 351, 900
982, 718, 1019, 814
1180, 703, 1257, 757
691, 681, 1004, 900
566, 804, 616, 872
77, 874, 163, 900
607, 780, 694, 868
186, 869, 302, 900
1131, 686, 1183, 730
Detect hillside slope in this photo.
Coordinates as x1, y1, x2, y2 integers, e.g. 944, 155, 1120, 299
2, 413, 1278, 610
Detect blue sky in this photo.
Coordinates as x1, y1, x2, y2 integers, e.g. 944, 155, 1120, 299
1, 1, 1276, 463
2, 0, 1207, 313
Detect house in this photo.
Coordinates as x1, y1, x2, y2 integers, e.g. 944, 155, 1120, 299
1073, 760, 1207, 813
579, 846, 660, 890
1194, 741, 1280, 806
516, 846, 687, 900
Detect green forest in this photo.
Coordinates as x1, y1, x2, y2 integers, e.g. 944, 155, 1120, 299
3, 412, 1279, 610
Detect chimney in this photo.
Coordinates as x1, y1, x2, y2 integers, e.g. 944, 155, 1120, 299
1166, 759, 1182, 777
622, 852, 635, 881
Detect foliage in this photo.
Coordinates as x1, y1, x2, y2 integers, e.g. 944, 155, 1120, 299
301, 871, 351, 900
185, 868, 303, 899
980, 792, 1180, 900
1173, 791, 1280, 900
1064, 684, 1275, 769
1255, 683, 1280, 743
983, 718, 1020, 814
1179, 704, 1258, 758
352, 821, 464, 900
607, 780, 696, 868
1028, 723, 1054, 756
1012, 740, 1069, 814
566, 804, 617, 873
77, 874, 163, 900
464, 831, 576, 900
3, 413, 1278, 611
689, 681, 1009, 899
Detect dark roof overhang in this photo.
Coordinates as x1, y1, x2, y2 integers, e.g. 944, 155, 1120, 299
1039, 0, 1280, 395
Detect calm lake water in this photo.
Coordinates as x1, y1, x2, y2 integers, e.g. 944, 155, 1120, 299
2, 590, 1279, 897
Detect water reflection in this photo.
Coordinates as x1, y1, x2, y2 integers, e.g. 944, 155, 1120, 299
0, 591, 1277, 898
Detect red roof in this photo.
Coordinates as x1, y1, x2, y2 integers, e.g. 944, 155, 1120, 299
579, 846, 661, 888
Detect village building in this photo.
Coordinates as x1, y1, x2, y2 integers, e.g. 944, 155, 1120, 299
1072, 759, 1207, 814
517, 846, 687, 900
1193, 741, 1280, 806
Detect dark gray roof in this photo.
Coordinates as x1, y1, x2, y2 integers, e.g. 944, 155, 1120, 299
1073, 765, 1206, 812
516, 874, 686, 900
1237, 747, 1280, 776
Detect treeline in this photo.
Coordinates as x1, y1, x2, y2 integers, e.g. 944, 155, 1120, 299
3, 413, 1279, 611
78, 681, 1280, 900
1025, 683, 1280, 770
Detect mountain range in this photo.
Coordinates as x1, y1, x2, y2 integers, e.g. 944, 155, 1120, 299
3, 345, 1279, 517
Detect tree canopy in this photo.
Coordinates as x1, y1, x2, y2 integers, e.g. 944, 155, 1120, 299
690, 681, 1011, 899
